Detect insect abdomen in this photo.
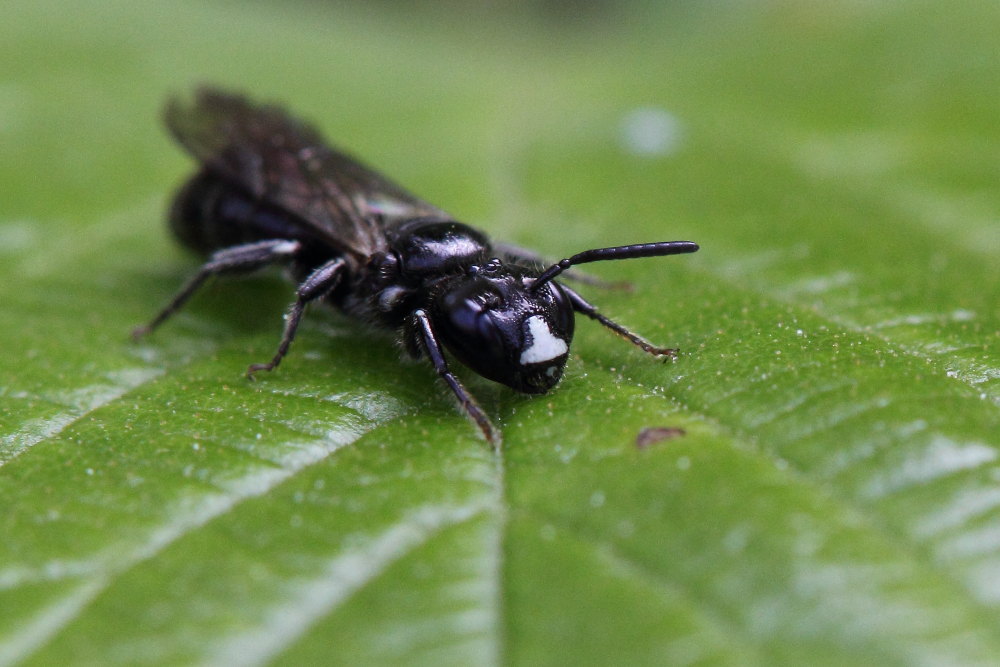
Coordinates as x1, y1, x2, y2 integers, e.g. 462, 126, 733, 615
168, 172, 317, 256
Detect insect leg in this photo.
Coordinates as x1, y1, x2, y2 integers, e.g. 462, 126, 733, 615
561, 284, 678, 358
246, 258, 346, 378
411, 309, 500, 446
132, 239, 302, 338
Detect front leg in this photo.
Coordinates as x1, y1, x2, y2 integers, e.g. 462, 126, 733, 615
561, 284, 678, 358
410, 309, 500, 446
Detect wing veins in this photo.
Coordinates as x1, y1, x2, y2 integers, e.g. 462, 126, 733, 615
167, 88, 445, 259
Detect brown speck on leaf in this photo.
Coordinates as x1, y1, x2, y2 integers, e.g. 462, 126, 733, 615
636, 426, 686, 449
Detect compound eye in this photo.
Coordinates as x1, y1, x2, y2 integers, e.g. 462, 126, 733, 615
539, 282, 574, 339
438, 281, 508, 365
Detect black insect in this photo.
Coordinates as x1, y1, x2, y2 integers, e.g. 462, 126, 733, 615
135, 88, 699, 445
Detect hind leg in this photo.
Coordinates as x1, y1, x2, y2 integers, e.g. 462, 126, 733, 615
133, 239, 301, 338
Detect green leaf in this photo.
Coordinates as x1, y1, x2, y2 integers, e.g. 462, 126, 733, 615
2, 1, 998, 664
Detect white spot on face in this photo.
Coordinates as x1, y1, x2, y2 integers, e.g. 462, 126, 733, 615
520, 315, 567, 365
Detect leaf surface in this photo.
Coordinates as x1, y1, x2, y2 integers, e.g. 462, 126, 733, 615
1, 1, 998, 664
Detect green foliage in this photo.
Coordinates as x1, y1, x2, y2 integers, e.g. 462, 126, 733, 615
1, 1, 998, 664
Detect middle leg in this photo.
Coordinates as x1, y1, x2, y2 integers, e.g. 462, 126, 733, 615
247, 257, 347, 378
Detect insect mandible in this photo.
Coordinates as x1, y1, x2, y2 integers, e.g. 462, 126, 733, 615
134, 88, 699, 445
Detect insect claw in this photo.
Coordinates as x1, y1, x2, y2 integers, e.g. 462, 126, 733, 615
131, 325, 151, 341
472, 414, 502, 449
245, 362, 274, 380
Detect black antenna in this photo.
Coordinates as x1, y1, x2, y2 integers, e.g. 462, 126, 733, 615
530, 241, 699, 292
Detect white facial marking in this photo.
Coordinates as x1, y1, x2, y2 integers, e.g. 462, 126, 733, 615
520, 315, 567, 365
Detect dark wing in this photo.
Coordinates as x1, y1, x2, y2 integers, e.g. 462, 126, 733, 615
164, 87, 450, 258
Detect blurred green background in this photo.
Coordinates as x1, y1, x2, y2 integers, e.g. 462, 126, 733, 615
2, 1, 998, 665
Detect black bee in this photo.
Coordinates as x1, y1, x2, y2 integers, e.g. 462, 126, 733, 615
135, 88, 699, 445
